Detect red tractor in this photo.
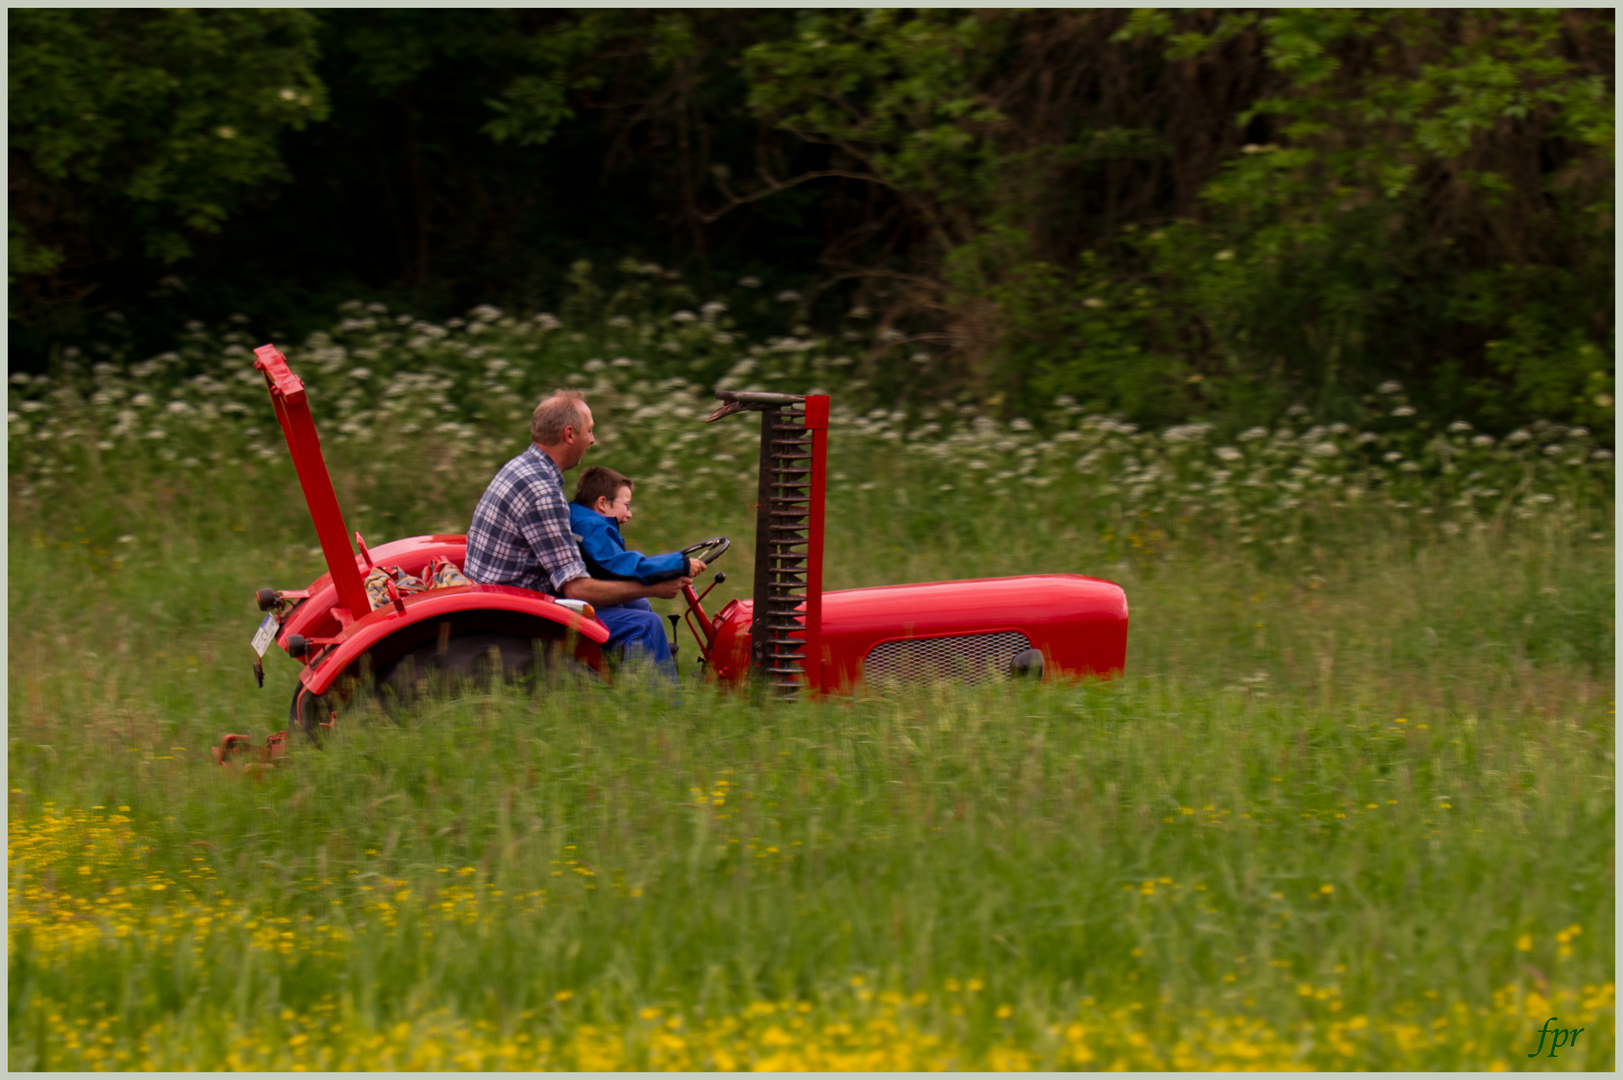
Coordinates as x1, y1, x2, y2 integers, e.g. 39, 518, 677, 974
246, 345, 1128, 741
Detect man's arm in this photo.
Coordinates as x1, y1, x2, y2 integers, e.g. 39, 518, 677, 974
561, 574, 689, 606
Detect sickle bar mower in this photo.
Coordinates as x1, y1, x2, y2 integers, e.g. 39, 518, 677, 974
713, 390, 829, 694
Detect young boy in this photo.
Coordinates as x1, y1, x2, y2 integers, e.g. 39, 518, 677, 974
569, 467, 706, 605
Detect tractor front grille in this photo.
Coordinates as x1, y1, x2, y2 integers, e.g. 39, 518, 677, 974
862, 631, 1033, 687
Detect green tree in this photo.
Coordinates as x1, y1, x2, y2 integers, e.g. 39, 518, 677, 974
1122, 8, 1614, 425
9, 9, 327, 315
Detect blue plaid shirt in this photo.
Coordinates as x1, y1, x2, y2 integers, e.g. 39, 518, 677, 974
464, 445, 589, 595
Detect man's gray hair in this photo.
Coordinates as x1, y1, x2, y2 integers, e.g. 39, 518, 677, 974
531, 390, 587, 446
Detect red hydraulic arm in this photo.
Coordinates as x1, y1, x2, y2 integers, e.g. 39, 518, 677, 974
253, 345, 371, 619
802, 395, 828, 694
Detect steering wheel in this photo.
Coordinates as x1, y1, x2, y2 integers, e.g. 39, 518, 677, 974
679, 536, 729, 567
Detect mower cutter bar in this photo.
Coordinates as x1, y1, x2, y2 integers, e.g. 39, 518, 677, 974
711, 389, 828, 694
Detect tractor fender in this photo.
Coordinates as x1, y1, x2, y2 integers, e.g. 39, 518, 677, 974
296, 583, 609, 696
278, 534, 468, 645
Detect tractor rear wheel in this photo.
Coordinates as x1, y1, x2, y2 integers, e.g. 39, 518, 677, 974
374, 633, 591, 719
289, 684, 334, 745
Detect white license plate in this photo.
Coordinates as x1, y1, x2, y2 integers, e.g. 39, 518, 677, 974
250, 613, 278, 657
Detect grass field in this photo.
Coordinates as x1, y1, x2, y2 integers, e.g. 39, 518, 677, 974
8, 305, 1615, 1069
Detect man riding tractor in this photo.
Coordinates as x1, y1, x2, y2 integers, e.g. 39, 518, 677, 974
463, 390, 700, 675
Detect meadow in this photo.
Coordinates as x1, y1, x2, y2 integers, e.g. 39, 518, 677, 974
8, 281, 1614, 1069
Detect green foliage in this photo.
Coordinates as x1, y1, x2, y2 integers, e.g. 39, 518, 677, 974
739, 8, 1613, 428
974, 245, 1185, 422
8, 9, 327, 274
7, 8, 1613, 438
1119, 9, 1615, 426
746, 10, 1007, 209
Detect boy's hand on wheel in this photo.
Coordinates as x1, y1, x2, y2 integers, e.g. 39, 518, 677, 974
688, 558, 707, 577
650, 577, 690, 600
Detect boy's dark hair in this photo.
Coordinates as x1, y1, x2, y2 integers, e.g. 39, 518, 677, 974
572, 465, 633, 508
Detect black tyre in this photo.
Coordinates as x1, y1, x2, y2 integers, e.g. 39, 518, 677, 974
374, 633, 590, 718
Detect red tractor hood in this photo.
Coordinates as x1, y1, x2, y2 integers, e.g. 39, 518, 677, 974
708, 573, 1128, 689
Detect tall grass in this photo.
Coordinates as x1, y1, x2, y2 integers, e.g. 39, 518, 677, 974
8, 291, 1614, 1069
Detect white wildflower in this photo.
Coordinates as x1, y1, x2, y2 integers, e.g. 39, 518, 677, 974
1383, 451, 1404, 463
1543, 444, 1564, 456
1447, 421, 1473, 433
1309, 442, 1339, 457
1472, 434, 1494, 447
671, 310, 697, 323
1162, 423, 1212, 444
1391, 406, 1416, 417
1238, 427, 1268, 442
775, 290, 802, 303
1378, 381, 1402, 394
1506, 429, 1531, 443
739, 276, 761, 288
350, 367, 372, 380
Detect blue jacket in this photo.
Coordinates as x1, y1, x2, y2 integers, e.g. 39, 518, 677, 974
568, 503, 688, 585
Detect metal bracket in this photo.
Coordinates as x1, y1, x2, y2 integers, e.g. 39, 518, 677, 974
211, 730, 291, 770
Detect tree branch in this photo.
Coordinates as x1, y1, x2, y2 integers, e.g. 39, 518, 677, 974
695, 167, 890, 224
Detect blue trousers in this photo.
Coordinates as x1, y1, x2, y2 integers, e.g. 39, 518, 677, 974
596, 597, 675, 676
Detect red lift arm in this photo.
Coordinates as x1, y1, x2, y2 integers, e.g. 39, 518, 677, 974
253, 344, 371, 619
